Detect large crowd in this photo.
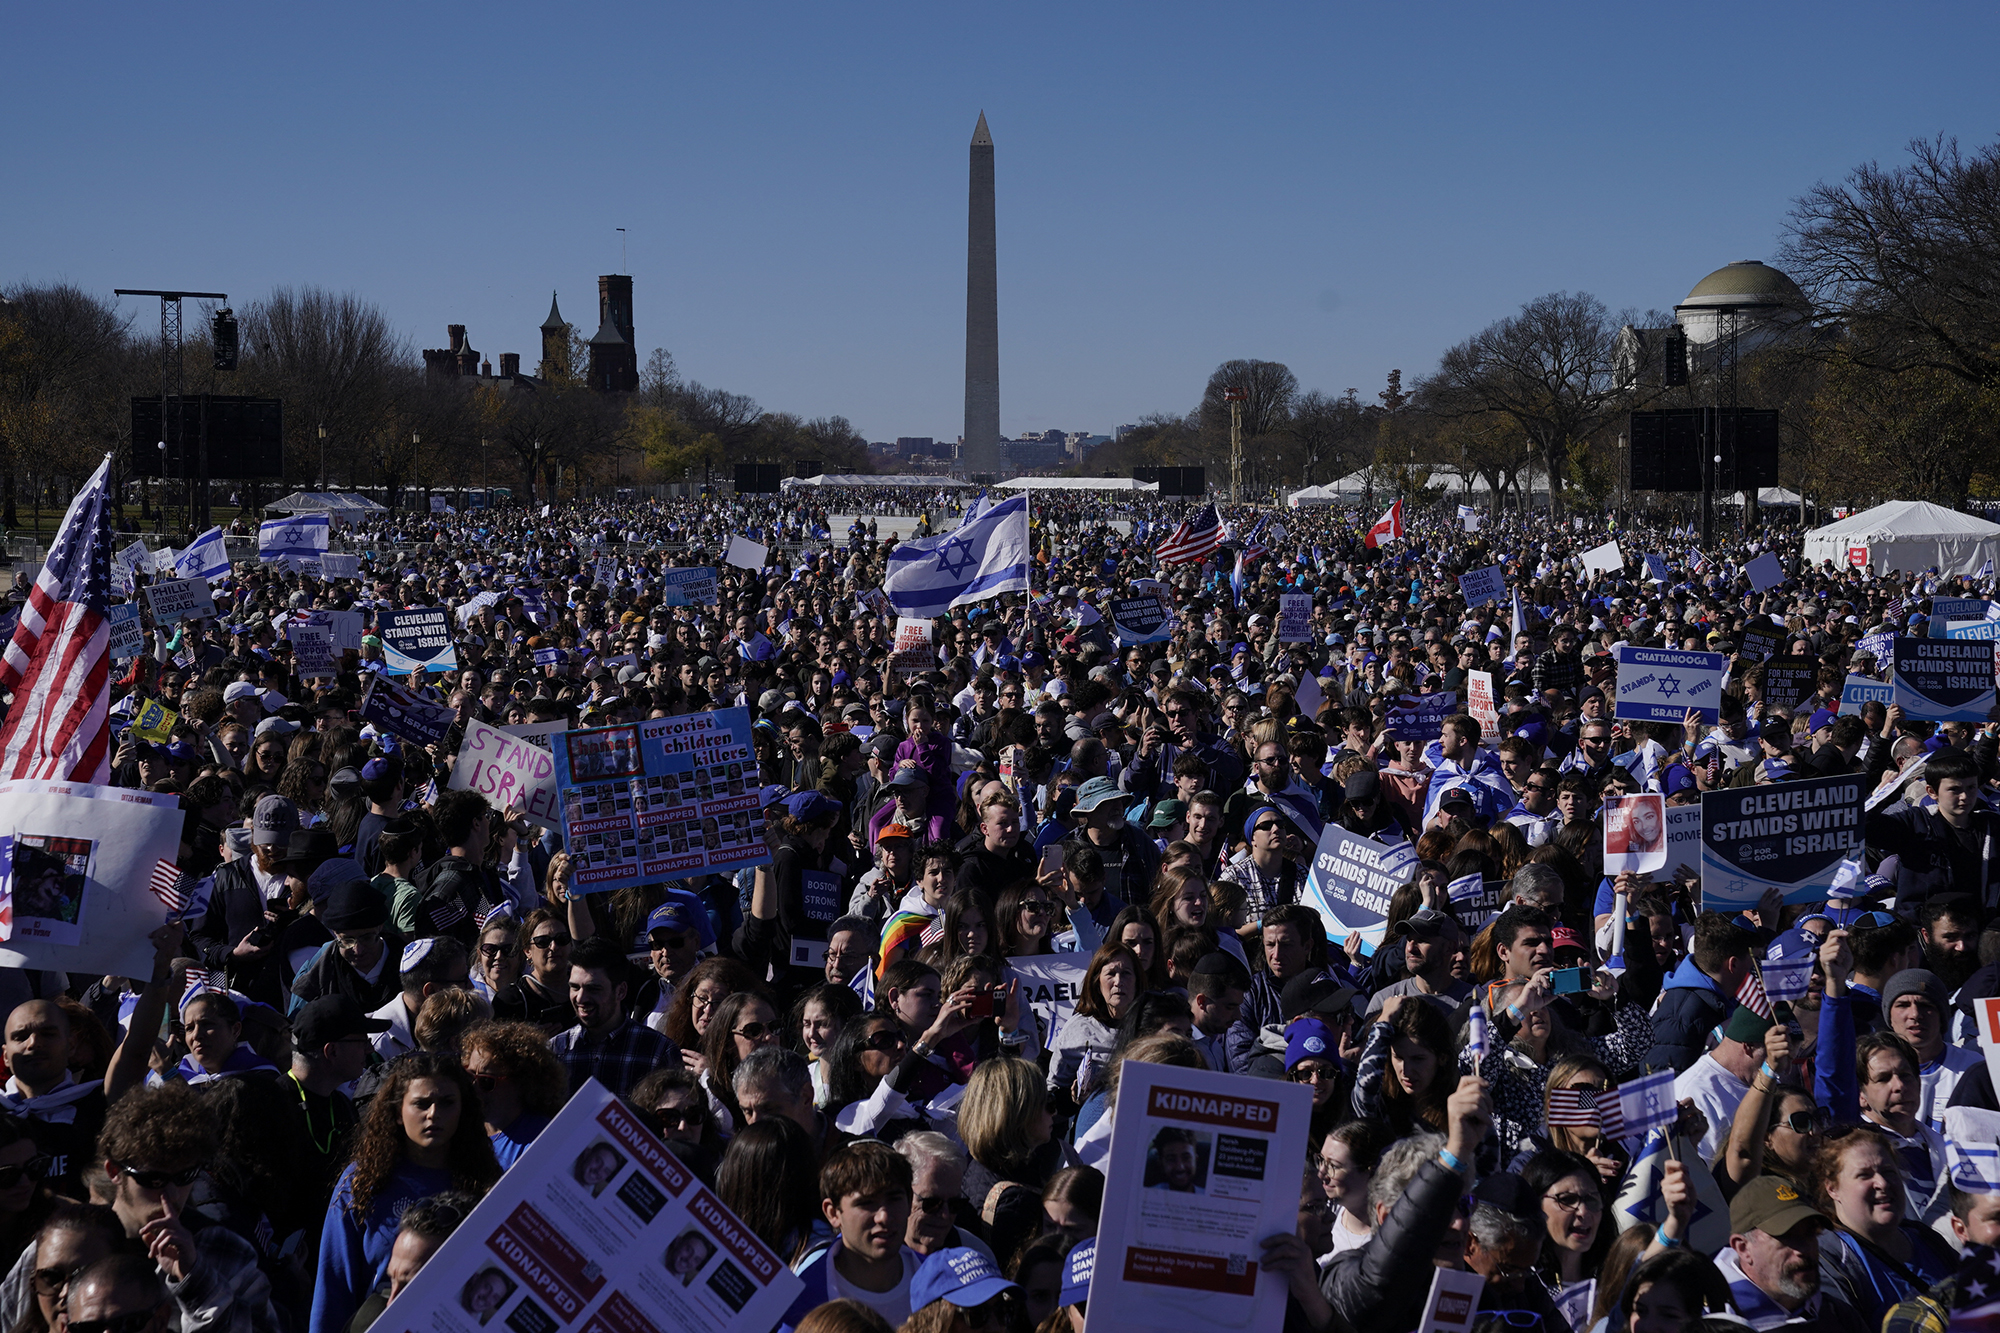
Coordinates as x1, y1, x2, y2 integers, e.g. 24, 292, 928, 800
2, 486, 1998, 1333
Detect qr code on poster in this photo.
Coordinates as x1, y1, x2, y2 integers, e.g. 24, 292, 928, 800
1226, 1254, 1247, 1277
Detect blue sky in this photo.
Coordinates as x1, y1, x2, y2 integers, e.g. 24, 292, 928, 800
7, 3, 1996, 444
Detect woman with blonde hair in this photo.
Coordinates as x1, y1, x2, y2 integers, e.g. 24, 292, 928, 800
958, 1057, 1069, 1269
1534, 1053, 1627, 1184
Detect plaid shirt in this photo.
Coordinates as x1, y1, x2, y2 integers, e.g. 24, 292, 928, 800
548, 1017, 680, 1096
1219, 847, 1299, 922
1882, 1273, 1952, 1333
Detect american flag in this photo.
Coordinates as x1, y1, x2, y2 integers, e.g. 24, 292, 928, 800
148, 858, 188, 914
1886, 596, 1907, 622
1689, 548, 1711, 575
919, 916, 945, 946
1156, 504, 1225, 565
1239, 518, 1268, 564
1547, 1086, 1615, 1131
0, 455, 115, 781
1736, 970, 1773, 1020
1945, 1243, 2000, 1333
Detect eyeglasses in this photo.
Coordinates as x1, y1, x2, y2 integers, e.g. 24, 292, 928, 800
29, 1262, 86, 1299
1525, 783, 1554, 794
733, 1022, 774, 1042
1544, 1191, 1602, 1214
0, 1154, 50, 1189
467, 1072, 500, 1092
529, 934, 571, 950
1481, 1312, 1545, 1328
67, 1310, 162, 1333
1484, 1266, 1535, 1284
863, 1030, 907, 1053
655, 1105, 707, 1129
112, 1162, 202, 1190
913, 1193, 954, 1215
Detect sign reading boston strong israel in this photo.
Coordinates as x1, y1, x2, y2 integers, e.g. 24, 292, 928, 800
1699, 773, 1863, 911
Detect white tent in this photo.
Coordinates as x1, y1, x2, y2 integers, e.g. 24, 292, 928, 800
1719, 487, 1806, 507
994, 476, 1157, 492
264, 490, 387, 515
781, 473, 973, 488
1801, 500, 2000, 575
1286, 482, 1351, 507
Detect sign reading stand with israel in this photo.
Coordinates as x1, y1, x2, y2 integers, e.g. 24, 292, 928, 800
1892, 637, 1997, 721
1698, 773, 1864, 911
1614, 646, 1725, 723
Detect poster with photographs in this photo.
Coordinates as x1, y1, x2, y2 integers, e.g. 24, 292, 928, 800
381, 1080, 801, 1333
550, 707, 771, 890
0, 780, 186, 977
1602, 793, 1669, 875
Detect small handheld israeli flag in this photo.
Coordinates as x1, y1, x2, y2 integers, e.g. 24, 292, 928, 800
1467, 1005, 1490, 1073
1761, 954, 1815, 1004
176, 526, 232, 581
848, 962, 876, 1008
1603, 891, 1628, 976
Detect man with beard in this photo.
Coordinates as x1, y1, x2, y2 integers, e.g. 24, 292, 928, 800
1919, 895, 1981, 993
1148, 1129, 1203, 1193
1719, 1177, 1869, 1333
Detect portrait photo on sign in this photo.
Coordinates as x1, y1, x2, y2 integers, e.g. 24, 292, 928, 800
663, 1229, 717, 1287
1602, 793, 1668, 874
565, 727, 643, 783
458, 1268, 516, 1325
12, 834, 92, 926
1145, 1126, 1211, 1195
571, 1141, 626, 1196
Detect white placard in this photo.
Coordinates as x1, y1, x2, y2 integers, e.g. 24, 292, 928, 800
1580, 540, 1625, 577
1088, 1063, 1310, 1333
450, 716, 563, 830
1603, 793, 1668, 874
1276, 592, 1312, 643
891, 617, 934, 684
723, 536, 767, 571
1745, 551, 1786, 592
1664, 804, 1702, 879
1004, 953, 1088, 1042
1977, 995, 2000, 1106
1418, 1267, 1488, 1333
380, 1080, 801, 1333
0, 782, 185, 977
143, 577, 216, 626
1466, 670, 1498, 741
288, 623, 334, 679
319, 553, 361, 579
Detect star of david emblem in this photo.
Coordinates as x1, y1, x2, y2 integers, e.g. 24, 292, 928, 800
284, 527, 305, 546
1656, 674, 1681, 698
935, 536, 978, 578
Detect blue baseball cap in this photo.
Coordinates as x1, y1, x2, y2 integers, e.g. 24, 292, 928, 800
1060, 1237, 1096, 1307
782, 791, 842, 823
910, 1247, 1018, 1312
758, 784, 790, 808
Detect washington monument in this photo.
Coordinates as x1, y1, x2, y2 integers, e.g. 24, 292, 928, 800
962, 111, 1000, 477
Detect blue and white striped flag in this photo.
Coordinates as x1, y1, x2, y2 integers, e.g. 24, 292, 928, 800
1510, 587, 1527, 641
175, 526, 232, 581
883, 495, 1031, 617
259, 513, 330, 556
848, 962, 876, 1008
1467, 1005, 1490, 1069
1760, 955, 1815, 1004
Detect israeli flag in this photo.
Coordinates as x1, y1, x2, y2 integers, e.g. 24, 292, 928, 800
175, 526, 231, 581
1761, 955, 1814, 1004
848, 963, 876, 1008
259, 513, 330, 556
1982, 558, 1996, 582
1511, 587, 1528, 641
883, 495, 1031, 617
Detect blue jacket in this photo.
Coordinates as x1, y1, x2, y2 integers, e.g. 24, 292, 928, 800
1643, 956, 1733, 1073
778, 1239, 921, 1333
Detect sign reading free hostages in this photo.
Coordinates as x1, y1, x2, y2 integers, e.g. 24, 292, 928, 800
1614, 646, 1725, 723
1302, 827, 1419, 956
1699, 773, 1864, 911
1892, 637, 1997, 722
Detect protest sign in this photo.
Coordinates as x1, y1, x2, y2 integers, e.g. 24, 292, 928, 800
1088, 1063, 1310, 1333
1931, 598, 1987, 636
451, 717, 563, 829
1760, 656, 1820, 712
130, 700, 176, 745
1458, 565, 1506, 607
112, 540, 147, 596
1110, 595, 1173, 646
1856, 631, 1894, 664
428, 495, 448, 514
379, 607, 460, 675
319, 553, 360, 578
1840, 668, 1888, 712
1603, 794, 1668, 875
659, 567, 719, 607
593, 558, 616, 589
142, 577, 215, 626
456, 590, 502, 625
891, 617, 934, 683
549, 708, 770, 891
1276, 592, 1312, 642
1944, 619, 2000, 642
1417, 1269, 1487, 1333
1466, 670, 1498, 741
1976, 998, 2000, 1117
1386, 692, 1456, 743
299, 609, 365, 651
0, 782, 184, 978
723, 536, 767, 570
1614, 646, 1725, 724
1892, 637, 1996, 721
106, 603, 144, 660
359, 674, 456, 748
1580, 540, 1624, 576
1943, 1107, 2000, 1193
1302, 826, 1419, 955
1699, 773, 1864, 910
287, 622, 334, 679
1745, 550, 1786, 591
1736, 619, 1783, 664
1664, 805, 1702, 880
1643, 554, 1672, 584
1005, 953, 1089, 1042
383, 1080, 801, 1333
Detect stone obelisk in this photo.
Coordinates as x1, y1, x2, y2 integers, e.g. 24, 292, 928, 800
962, 112, 1000, 478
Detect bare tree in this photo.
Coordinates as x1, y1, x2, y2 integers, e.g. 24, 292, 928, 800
0, 284, 131, 527
239, 287, 408, 488
1284, 388, 1372, 487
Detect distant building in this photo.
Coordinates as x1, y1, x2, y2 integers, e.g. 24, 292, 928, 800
1617, 260, 1810, 390
587, 275, 638, 393
1114, 423, 1139, 442
421, 275, 640, 396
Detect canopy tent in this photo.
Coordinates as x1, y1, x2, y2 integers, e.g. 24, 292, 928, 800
263, 491, 387, 515
1719, 487, 1807, 507
1286, 481, 1355, 507
994, 476, 1157, 491
1801, 500, 2000, 575
780, 473, 973, 488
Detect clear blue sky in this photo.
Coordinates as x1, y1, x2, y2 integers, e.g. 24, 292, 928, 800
8, 3, 1996, 445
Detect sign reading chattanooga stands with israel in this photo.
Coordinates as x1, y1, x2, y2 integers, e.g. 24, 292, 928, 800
1892, 637, 1997, 721
548, 706, 770, 891
1614, 646, 1726, 724
1698, 773, 1864, 911
1301, 826, 1419, 955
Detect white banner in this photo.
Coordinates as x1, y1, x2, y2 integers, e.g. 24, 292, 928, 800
1580, 540, 1624, 577
143, 577, 216, 626
723, 536, 767, 571
450, 717, 564, 830
0, 782, 185, 977
1004, 953, 1089, 1043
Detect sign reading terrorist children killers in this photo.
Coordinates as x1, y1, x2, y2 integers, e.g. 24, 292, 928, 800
549, 707, 771, 890
1301, 826, 1419, 956
1699, 773, 1865, 912
379, 1079, 801, 1333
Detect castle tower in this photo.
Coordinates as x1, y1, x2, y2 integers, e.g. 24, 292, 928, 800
539, 292, 570, 380
587, 275, 638, 393
962, 112, 1001, 477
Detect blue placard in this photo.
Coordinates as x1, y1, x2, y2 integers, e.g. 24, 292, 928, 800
1109, 595, 1172, 645
1698, 773, 1865, 910
1943, 620, 2000, 641
1386, 692, 1457, 742
1892, 637, 1997, 722
658, 567, 718, 607
1458, 565, 1506, 607
1643, 554, 1672, 584
358, 676, 456, 748
1930, 598, 1988, 636
1301, 826, 1420, 955
1838, 674, 1893, 714
1614, 646, 1726, 723
378, 607, 460, 676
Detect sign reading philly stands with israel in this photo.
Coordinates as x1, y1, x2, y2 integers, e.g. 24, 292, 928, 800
1699, 773, 1864, 911
1892, 637, 1997, 722
1614, 646, 1725, 724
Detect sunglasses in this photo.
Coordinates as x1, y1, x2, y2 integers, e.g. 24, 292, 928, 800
733, 1022, 774, 1042
529, 935, 571, 950
1483, 1312, 1545, 1328
1022, 901, 1053, 916
477, 943, 511, 959
913, 1193, 954, 1216
0, 1154, 50, 1189
863, 1030, 907, 1053
468, 1073, 501, 1092
650, 935, 689, 951
67, 1311, 160, 1333
1781, 1109, 1831, 1135
655, 1105, 707, 1129
29, 1262, 86, 1299
1289, 1066, 1336, 1084
1253, 822, 1281, 835
113, 1162, 201, 1191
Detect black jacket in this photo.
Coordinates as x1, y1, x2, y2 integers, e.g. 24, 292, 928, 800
1320, 1156, 1467, 1333
1866, 802, 2000, 912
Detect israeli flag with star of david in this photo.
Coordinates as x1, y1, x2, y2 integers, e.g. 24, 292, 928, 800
883, 495, 1031, 617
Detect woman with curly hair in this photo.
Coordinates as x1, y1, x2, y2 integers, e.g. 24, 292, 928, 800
661, 957, 763, 1069
312, 1052, 501, 1333
460, 1022, 567, 1168
276, 756, 330, 823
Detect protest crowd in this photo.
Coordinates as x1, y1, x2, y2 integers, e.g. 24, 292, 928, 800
4, 463, 2000, 1333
